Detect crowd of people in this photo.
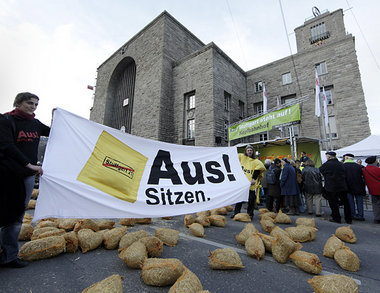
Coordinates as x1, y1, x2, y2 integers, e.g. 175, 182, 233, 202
260, 150, 380, 225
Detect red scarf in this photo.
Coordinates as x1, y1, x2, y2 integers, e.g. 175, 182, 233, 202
5, 108, 35, 120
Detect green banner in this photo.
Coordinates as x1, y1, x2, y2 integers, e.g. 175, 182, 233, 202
228, 104, 300, 141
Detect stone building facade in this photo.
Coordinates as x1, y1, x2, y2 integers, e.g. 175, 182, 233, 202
90, 9, 370, 150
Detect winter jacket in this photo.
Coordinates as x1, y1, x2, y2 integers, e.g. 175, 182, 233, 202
362, 165, 380, 196
302, 165, 323, 195
280, 163, 300, 195
343, 159, 366, 195
319, 158, 347, 192
267, 164, 282, 198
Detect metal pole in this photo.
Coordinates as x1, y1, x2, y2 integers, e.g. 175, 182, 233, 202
289, 126, 294, 160
293, 126, 298, 160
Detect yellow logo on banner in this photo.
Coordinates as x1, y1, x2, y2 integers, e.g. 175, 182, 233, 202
77, 131, 148, 203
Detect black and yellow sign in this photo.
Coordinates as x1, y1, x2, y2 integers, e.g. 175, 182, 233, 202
77, 131, 148, 203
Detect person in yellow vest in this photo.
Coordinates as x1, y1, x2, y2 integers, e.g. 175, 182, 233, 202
231, 144, 266, 220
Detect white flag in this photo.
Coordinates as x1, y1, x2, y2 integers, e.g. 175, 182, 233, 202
263, 84, 268, 114
315, 68, 321, 117
33, 108, 250, 221
276, 96, 280, 108
322, 87, 329, 127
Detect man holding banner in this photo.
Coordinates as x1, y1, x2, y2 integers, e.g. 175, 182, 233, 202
231, 145, 265, 220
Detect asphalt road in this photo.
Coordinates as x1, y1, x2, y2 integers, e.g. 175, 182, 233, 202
1, 205, 379, 293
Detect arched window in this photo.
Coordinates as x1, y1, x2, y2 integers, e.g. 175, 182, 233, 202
106, 57, 136, 133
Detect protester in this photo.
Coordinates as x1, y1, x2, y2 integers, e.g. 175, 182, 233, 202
293, 159, 305, 213
232, 145, 265, 220
280, 158, 300, 215
319, 151, 352, 224
261, 159, 271, 207
362, 156, 380, 224
343, 153, 366, 221
356, 159, 364, 168
266, 158, 282, 212
300, 151, 310, 164
0, 92, 50, 268
302, 159, 323, 216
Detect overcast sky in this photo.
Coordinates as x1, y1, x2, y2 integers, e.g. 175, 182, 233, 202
1, 0, 379, 136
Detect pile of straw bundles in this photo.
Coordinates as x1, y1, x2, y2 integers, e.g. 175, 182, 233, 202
232, 213, 251, 222
258, 208, 270, 214
135, 218, 152, 224
118, 230, 147, 251
118, 241, 147, 269
82, 274, 123, 293
236, 223, 258, 245
18, 223, 34, 241
258, 233, 275, 253
207, 215, 226, 227
74, 219, 99, 232
155, 228, 179, 247
196, 211, 210, 217
210, 207, 227, 215
31, 227, 65, 240
23, 213, 33, 224
36, 220, 57, 229
285, 226, 317, 242
64, 231, 79, 253
289, 250, 322, 274
57, 218, 79, 231
260, 217, 276, 233
245, 233, 265, 260
295, 217, 316, 227
119, 218, 136, 226
103, 227, 127, 250
96, 219, 115, 230
139, 236, 163, 257
195, 216, 211, 227
208, 248, 244, 270
78, 229, 103, 253
274, 210, 292, 224
270, 226, 290, 239
168, 268, 203, 293
31, 188, 39, 199
184, 215, 195, 227
18, 235, 66, 261
334, 244, 360, 272
26, 199, 36, 210
272, 234, 302, 264
308, 274, 358, 293
141, 258, 185, 286
335, 226, 357, 243
323, 235, 343, 258
189, 223, 205, 237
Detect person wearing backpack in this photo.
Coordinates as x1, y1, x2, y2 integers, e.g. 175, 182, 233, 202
266, 158, 282, 212
302, 159, 323, 216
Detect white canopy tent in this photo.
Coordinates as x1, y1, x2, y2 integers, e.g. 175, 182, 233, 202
335, 135, 380, 160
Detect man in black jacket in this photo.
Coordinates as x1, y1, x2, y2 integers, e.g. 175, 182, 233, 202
343, 153, 366, 221
319, 151, 352, 224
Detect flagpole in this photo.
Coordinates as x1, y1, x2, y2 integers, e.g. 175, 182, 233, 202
320, 97, 329, 151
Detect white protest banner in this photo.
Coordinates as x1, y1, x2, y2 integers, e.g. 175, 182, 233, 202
33, 108, 250, 221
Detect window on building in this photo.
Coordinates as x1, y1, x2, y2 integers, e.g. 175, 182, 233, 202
239, 101, 245, 119
224, 91, 231, 111
254, 102, 263, 115
254, 81, 263, 93
224, 120, 229, 141
282, 72, 292, 85
259, 133, 268, 141
316, 62, 328, 75
186, 92, 195, 109
187, 119, 195, 139
281, 94, 296, 106
286, 125, 300, 137
310, 22, 330, 44
319, 88, 333, 105
326, 116, 338, 138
